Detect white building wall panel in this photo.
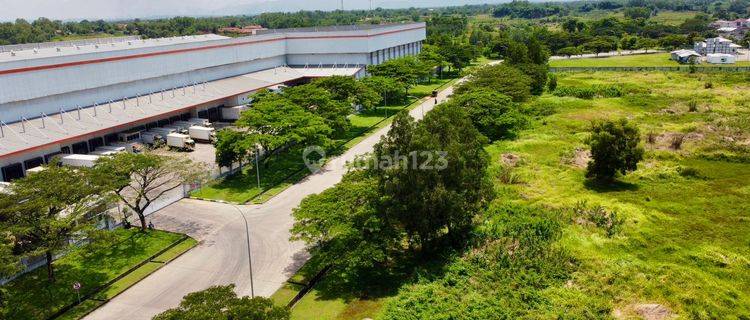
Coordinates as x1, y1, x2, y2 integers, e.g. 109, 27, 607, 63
0, 56, 285, 123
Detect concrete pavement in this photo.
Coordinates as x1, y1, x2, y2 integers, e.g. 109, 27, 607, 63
84, 81, 459, 320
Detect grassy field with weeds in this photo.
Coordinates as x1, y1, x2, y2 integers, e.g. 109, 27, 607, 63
275, 71, 750, 319
3, 229, 195, 320
551, 53, 750, 67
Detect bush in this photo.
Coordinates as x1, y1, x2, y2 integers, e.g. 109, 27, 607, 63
586, 119, 645, 182
704, 81, 713, 89
547, 73, 558, 92
553, 85, 622, 99
677, 166, 703, 179
572, 201, 624, 237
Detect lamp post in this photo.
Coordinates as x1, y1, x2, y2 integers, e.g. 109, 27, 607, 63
233, 205, 255, 298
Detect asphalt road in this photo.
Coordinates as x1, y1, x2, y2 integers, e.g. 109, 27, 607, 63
84, 81, 459, 320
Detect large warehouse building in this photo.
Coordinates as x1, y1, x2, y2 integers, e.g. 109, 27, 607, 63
0, 23, 426, 181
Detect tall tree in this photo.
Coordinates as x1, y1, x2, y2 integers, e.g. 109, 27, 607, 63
445, 89, 528, 141
282, 85, 352, 136
291, 170, 397, 286
372, 107, 494, 250
235, 98, 334, 155
586, 119, 645, 182
455, 64, 532, 102
0, 163, 108, 282
92, 153, 206, 231
153, 285, 290, 320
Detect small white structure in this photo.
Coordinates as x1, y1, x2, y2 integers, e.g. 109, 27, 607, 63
670, 49, 701, 64
60, 154, 100, 168
166, 133, 195, 150
706, 53, 736, 64
188, 126, 215, 142
694, 37, 742, 55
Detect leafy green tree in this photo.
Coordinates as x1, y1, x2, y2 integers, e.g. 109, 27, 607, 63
282, 85, 352, 136
153, 285, 289, 320
291, 170, 397, 284
446, 89, 527, 141
367, 56, 431, 94
236, 98, 333, 154
557, 46, 581, 58
418, 44, 448, 78
373, 107, 494, 250
214, 129, 248, 168
548, 73, 558, 92
659, 34, 689, 50
583, 37, 617, 56
456, 64, 532, 102
360, 76, 407, 105
312, 76, 382, 111
0, 163, 108, 282
516, 63, 549, 96
586, 119, 645, 182
623, 7, 652, 19
92, 153, 206, 231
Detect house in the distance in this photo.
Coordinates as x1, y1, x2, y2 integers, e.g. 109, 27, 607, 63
218, 25, 267, 35
670, 49, 701, 64
694, 37, 742, 55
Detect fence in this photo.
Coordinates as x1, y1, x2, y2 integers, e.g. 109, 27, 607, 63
550, 66, 750, 73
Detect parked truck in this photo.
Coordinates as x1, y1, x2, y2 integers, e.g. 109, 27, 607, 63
60, 154, 101, 168
187, 118, 212, 127
188, 126, 216, 142
166, 133, 195, 151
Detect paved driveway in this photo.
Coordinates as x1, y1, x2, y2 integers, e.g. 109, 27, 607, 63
85, 81, 459, 320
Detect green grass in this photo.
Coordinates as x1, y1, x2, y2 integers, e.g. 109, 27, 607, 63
277, 71, 750, 318
480, 71, 750, 318
551, 53, 750, 67
3, 229, 189, 319
551, 53, 680, 67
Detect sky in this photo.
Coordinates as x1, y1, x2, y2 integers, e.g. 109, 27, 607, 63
0, 0, 510, 22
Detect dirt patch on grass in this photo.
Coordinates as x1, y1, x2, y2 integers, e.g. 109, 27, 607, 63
649, 132, 705, 150
614, 303, 675, 320
572, 148, 591, 168
501, 153, 522, 167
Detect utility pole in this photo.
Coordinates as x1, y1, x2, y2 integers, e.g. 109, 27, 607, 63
341, 0, 344, 10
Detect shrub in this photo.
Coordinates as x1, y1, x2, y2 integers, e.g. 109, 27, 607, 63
547, 73, 558, 92
553, 85, 622, 99
704, 81, 713, 89
572, 201, 624, 237
677, 166, 703, 179
647, 131, 657, 144
586, 119, 645, 182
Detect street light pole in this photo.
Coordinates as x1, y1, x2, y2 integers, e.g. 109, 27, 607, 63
233, 205, 255, 298
255, 148, 261, 189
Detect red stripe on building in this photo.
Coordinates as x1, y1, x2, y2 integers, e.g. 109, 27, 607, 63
0, 26, 425, 76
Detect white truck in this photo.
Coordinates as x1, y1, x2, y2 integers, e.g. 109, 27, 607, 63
166, 133, 195, 151
188, 126, 216, 142
140, 131, 162, 145
60, 154, 101, 168
187, 118, 212, 127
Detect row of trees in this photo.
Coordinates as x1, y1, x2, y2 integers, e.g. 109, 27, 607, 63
0, 153, 204, 283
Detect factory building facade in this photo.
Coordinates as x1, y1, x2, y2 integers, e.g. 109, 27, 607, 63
0, 23, 426, 181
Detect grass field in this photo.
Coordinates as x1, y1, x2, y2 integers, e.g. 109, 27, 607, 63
191, 77, 458, 204
275, 71, 750, 319
3, 229, 195, 320
551, 53, 750, 67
